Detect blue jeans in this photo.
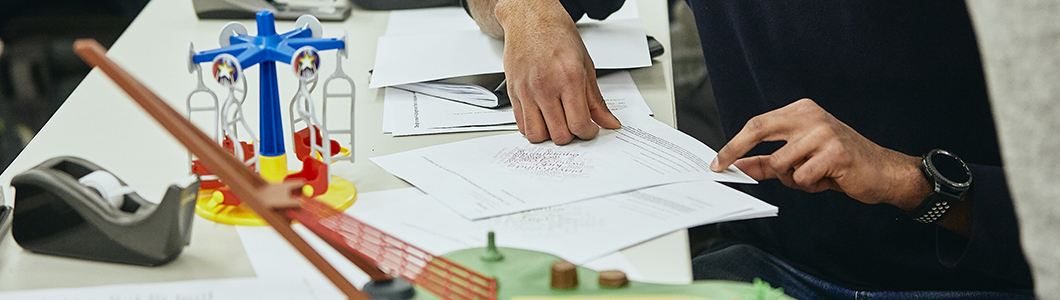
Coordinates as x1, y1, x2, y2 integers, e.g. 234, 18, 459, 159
691, 244, 1034, 300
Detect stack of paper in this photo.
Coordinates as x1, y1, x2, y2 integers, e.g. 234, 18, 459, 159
369, 3, 650, 88
373, 2, 653, 136
382, 70, 653, 136
357, 0, 777, 279
235, 185, 772, 287
374, 113, 756, 217
393, 79, 508, 109
369, 110, 777, 267
352, 185, 775, 265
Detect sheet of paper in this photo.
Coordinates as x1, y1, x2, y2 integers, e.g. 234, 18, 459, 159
385, 7, 481, 36
0, 277, 321, 300
393, 81, 503, 108
237, 224, 372, 300
342, 187, 767, 284
345, 188, 483, 255
229, 188, 763, 288
383, 88, 517, 136
371, 114, 756, 220
596, 69, 655, 117
236, 188, 462, 298
370, 17, 650, 88
352, 181, 775, 266
382, 71, 652, 136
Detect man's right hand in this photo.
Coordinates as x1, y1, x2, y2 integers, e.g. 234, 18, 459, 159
470, 0, 621, 144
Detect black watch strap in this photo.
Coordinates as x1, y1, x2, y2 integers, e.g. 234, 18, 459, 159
908, 192, 957, 223
907, 149, 971, 224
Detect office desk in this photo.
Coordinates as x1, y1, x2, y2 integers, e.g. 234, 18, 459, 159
0, 0, 684, 292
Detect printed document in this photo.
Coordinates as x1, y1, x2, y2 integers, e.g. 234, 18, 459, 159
237, 224, 371, 300
370, 114, 756, 220
353, 183, 776, 265
382, 70, 652, 136
370, 2, 649, 88
234, 188, 665, 287
382, 88, 518, 136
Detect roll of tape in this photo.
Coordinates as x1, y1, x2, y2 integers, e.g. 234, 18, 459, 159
79, 170, 136, 210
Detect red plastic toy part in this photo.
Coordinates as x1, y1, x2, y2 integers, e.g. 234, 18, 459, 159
192, 135, 257, 190
293, 126, 342, 161
285, 156, 329, 198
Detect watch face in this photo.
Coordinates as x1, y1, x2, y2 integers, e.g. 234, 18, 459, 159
929, 150, 971, 186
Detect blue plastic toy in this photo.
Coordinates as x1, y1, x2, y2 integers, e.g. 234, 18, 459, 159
185, 10, 358, 226
191, 10, 347, 183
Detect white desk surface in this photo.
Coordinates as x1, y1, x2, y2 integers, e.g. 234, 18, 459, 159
0, 0, 686, 292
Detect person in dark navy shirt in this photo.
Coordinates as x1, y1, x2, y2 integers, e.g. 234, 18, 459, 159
462, 0, 1034, 298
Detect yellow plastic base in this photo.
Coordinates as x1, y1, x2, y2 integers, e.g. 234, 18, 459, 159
194, 175, 357, 226
259, 155, 288, 183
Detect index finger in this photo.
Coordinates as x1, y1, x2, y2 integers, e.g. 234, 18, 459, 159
710, 112, 793, 172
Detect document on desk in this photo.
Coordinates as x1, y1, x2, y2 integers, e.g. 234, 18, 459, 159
371, 113, 756, 220
231, 187, 685, 289
236, 223, 371, 300
0, 277, 320, 300
382, 88, 518, 136
353, 182, 776, 265
382, 70, 652, 136
370, 3, 649, 88
384, 7, 482, 36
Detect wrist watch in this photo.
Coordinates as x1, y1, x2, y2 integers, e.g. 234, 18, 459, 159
908, 149, 972, 223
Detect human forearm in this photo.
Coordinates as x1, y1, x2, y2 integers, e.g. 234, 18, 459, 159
886, 153, 972, 237
837, 149, 973, 237
467, 0, 575, 40
710, 99, 972, 236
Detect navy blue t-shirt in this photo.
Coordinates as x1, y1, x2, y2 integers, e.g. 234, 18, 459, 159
562, 0, 1033, 293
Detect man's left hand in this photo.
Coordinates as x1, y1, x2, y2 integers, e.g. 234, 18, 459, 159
709, 99, 929, 209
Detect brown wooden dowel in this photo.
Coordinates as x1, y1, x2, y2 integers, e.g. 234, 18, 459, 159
72, 39, 373, 300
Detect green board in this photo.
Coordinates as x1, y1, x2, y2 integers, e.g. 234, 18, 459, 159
405, 247, 793, 300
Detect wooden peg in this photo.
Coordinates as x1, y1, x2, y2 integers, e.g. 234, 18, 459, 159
550, 260, 578, 289
598, 270, 629, 288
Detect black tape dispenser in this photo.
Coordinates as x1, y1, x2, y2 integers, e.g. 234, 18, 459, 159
10, 156, 198, 266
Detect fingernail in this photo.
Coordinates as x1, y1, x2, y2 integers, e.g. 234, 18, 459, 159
710, 157, 721, 172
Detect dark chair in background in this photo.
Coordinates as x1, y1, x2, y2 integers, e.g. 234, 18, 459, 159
0, 0, 149, 171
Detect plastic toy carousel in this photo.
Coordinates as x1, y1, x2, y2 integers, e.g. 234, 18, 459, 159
184, 10, 357, 225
